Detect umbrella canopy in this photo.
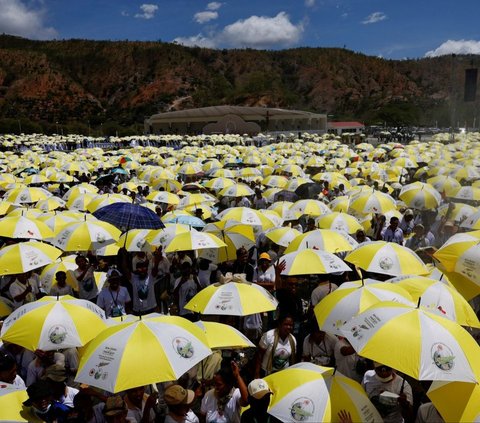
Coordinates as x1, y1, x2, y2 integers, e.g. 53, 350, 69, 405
0, 241, 63, 275
265, 226, 302, 247
0, 295, 107, 351
0, 387, 29, 423
264, 363, 382, 423
164, 231, 226, 253
117, 229, 154, 252
184, 277, 278, 316
280, 249, 351, 276
289, 199, 331, 217
345, 241, 429, 276
52, 220, 121, 252
399, 182, 442, 210
75, 315, 211, 393
315, 212, 363, 234
349, 190, 397, 214
314, 279, 415, 336
39, 259, 78, 292
285, 229, 356, 254
4, 187, 51, 203
341, 301, 480, 382
219, 183, 255, 198
93, 202, 165, 230
388, 275, 480, 328
194, 321, 255, 349
216, 207, 275, 230
0, 216, 53, 240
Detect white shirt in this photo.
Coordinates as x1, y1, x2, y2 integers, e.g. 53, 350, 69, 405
311, 282, 338, 307
9, 279, 38, 309
165, 410, 199, 423
12, 374, 26, 389
198, 264, 217, 288
253, 266, 276, 284
130, 274, 157, 313
259, 329, 297, 374
71, 266, 98, 300
201, 388, 242, 423
49, 284, 74, 297
362, 370, 413, 423
173, 277, 198, 316
334, 339, 361, 382
302, 333, 337, 366
97, 286, 131, 317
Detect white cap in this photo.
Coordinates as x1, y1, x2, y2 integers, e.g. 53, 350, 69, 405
248, 379, 272, 400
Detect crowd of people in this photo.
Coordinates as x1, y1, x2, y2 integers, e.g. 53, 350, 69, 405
0, 131, 479, 422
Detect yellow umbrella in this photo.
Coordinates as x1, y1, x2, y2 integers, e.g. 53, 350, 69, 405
117, 229, 154, 252
349, 190, 397, 214
290, 199, 331, 217
4, 187, 51, 203
184, 275, 278, 315
264, 363, 382, 423
74, 315, 211, 393
66, 192, 96, 211
285, 229, 356, 254
35, 196, 66, 212
39, 259, 78, 292
399, 182, 442, 210
265, 226, 302, 247
0, 387, 30, 423
146, 190, 180, 206
345, 241, 429, 276
218, 183, 255, 198
0, 215, 54, 240
164, 230, 226, 253
216, 207, 275, 230
52, 220, 121, 252
316, 212, 363, 234
280, 249, 351, 276
0, 297, 13, 317
389, 275, 480, 328
0, 241, 63, 276
0, 295, 107, 351
194, 321, 255, 349
341, 301, 480, 382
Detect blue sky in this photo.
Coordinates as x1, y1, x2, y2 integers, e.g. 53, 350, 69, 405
1, 0, 480, 59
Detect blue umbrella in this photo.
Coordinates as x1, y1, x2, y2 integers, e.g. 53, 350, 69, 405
93, 203, 165, 230
110, 167, 129, 175
163, 215, 206, 228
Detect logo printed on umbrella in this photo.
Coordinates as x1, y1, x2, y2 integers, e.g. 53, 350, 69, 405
96, 232, 106, 244
173, 337, 194, 359
48, 325, 67, 345
290, 397, 315, 421
136, 239, 146, 249
378, 256, 394, 271
431, 343, 455, 371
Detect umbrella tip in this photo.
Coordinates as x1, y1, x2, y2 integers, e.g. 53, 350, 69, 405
416, 297, 422, 308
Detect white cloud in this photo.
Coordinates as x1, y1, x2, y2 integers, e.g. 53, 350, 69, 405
362, 11, 387, 25
0, 0, 56, 39
425, 39, 480, 57
135, 4, 158, 19
173, 34, 217, 49
220, 12, 303, 48
194, 11, 218, 24
121, 10, 129, 17
206, 2, 222, 11
305, 0, 315, 7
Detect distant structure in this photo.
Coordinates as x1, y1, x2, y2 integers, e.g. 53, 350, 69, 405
144, 105, 327, 135
327, 121, 365, 135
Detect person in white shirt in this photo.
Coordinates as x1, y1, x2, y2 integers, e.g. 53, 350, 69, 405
197, 259, 218, 289
310, 275, 338, 307
69, 255, 98, 301
124, 385, 158, 423
302, 323, 337, 366
173, 262, 201, 319
9, 272, 38, 309
97, 269, 131, 317
362, 363, 413, 423
164, 384, 199, 423
0, 352, 26, 388
43, 364, 79, 409
334, 338, 363, 383
49, 271, 75, 297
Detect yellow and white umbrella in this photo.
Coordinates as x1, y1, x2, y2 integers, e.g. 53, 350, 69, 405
314, 279, 414, 336
388, 275, 480, 328
399, 182, 442, 210
194, 321, 254, 349
315, 212, 363, 234
219, 183, 255, 198
52, 220, 121, 252
146, 190, 180, 206
265, 226, 302, 247
164, 230, 226, 253
438, 202, 477, 224
285, 229, 356, 254
280, 249, 351, 276
0, 295, 107, 351
216, 207, 275, 230
0, 215, 53, 240
37, 213, 78, 232
66, 192, 96, 211
341, 301, 480, 382
264, 363, 382, 423
290, 199, 331, 217
39, 259, 78, 292
4, 187, 51, 203
117, 229, 154, 252
177, 192, 217, 209
427, 175, 461, 196
0, 241, 63, 275
203, 177, 235, 192
75, 315, 211, 393
147, 224, 190, 249
345, 241, 429, 276
184, 276, 278, 316
35, 196, 66, 212
349, 190, 396, 214
0, 387, 30, 423
86, 194, 131, 213
452, 186, 480, 201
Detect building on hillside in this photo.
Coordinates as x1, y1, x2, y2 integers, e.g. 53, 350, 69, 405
144, 105, 327, 135
327, 121, 365, 135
